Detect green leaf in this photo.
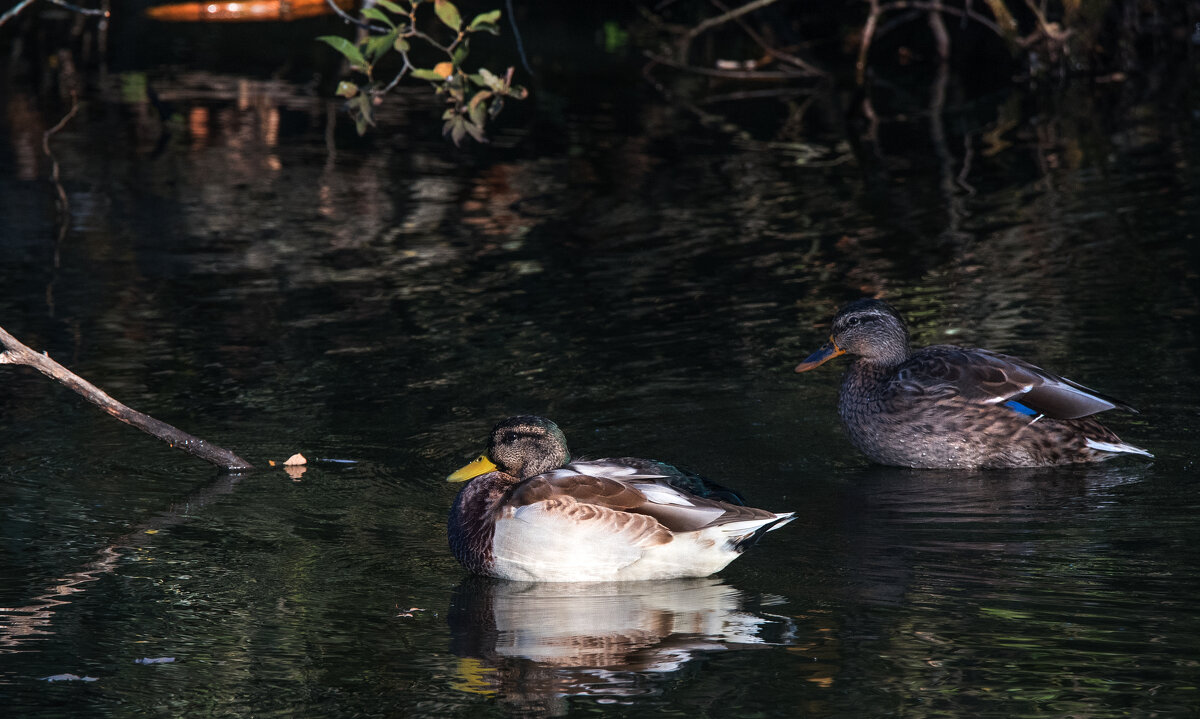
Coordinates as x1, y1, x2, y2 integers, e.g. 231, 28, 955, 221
468, 98, 487, 126
451, 39, 469, 65
468, 89, 492, 111
394, 36, 411, 53
348, 94, 376, 136
318, 36, 368, 69
487, 95, 505, 119
335, 81, 359, 98
470, 22, 499, 36
464, 118, 487, 143
361, 7, 395, 27
468, 9, 500, 29
434, 0, 461, 32
443, 115, 466, 145
374, 0, 407, 13
364, 30, 399, 64
475, 67, 503, 91
411, 68, 446, 81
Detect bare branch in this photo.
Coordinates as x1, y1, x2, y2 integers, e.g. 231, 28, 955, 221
646, 51, 817, 80
0, 325, 253, 470
1, 0, 108, 27
705, 0, 829, 77
677, 0, 781, 62
324, 0, 388, 32
45, 0, 107, 16
0, 0, 38, 28
42, 92, 80, 219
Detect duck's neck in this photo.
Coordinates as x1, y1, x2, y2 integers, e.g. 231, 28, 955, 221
842, 350, 908, 402
448, 473, 520, 575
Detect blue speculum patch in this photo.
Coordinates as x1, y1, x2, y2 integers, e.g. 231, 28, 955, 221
1004, 400, 1038, 416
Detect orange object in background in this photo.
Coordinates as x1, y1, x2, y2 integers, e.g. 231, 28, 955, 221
145, 0, 353, 22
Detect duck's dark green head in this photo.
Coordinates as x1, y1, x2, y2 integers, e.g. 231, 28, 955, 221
447, 415, 571, 482
796, 298, 911, 371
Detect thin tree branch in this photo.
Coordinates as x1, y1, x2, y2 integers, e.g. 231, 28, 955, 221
45, 0, 107, 16
677, 0, 780, 62
646, 51, 817, 80
1, 0, 107, 27
858, 0, 881, 85
324, 0, 388, 32
0, 0, 38, 27
0, 325, 253, 470
42, 92, 80, 220
705, 0, 829, 77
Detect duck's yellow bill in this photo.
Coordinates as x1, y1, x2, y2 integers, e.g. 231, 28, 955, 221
794, 337, 845, 372
447, 454, 498, 482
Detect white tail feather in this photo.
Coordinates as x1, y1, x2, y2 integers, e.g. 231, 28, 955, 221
1085, 438, 1153, 458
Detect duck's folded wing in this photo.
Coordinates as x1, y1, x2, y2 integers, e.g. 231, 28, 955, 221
513, 470, 776, 533
574, 458, 748, 505
897, 346, 1136, 419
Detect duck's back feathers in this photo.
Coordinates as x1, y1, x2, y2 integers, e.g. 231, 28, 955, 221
512, 466, 781, 535
895, 346, 1136, 420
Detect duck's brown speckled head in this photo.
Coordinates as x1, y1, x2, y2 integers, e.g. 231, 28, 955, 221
796, 298, 911, 371
448, 415, 571, 482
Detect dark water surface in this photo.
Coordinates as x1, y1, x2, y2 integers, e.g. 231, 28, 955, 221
2, 54, 1199, 718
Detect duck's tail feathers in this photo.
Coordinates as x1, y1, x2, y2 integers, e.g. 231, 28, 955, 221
1086, 438, 1154, 458
724, 512, 795, 553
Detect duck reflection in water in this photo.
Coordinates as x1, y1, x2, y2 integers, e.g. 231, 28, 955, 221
447, 576, 795, 715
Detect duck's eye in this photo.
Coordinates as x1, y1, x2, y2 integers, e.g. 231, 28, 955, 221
503, 432, 517, 444
847, 316, 861, 327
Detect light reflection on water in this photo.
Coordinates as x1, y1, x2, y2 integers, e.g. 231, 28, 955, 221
446, 577, 795, 716
0, 64, 1198, 718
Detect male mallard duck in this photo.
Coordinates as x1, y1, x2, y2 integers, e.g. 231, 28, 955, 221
446, 416, 794, 582
794, 298, 1152, 469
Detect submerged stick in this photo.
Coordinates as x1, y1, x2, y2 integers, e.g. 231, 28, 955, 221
0, 325, 253, 470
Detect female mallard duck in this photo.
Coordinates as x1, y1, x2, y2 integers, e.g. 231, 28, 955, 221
794, 298, 1152, 469
446, 416, 794, 582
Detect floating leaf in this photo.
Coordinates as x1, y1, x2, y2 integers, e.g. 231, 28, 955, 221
411, 68, 446, 81
317, 35, 368, 69
284, 453, 307, 466
335, 81, 359, 98
361, 7, 395, 27
434, 0, 461, 32
43, 674, 98, 682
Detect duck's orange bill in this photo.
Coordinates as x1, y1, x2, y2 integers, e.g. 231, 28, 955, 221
447, 454, 498, 482
794, 338, 845, 372
145, 0, 351, 22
